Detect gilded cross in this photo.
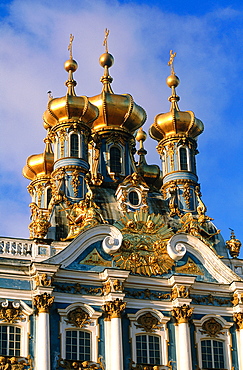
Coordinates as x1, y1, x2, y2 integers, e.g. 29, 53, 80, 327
168, 50, 176, 74
68, 34, 74, 59
103, 28, 109, 53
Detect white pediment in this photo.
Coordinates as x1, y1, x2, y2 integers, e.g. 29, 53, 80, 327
167, 233, 242, 284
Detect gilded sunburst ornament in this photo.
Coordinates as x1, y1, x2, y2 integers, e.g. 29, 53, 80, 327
113, 210, 175, 276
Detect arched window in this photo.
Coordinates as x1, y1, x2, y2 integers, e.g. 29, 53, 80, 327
201, 339, 225, 369
66, 330, 91, 361
136, 334, 161, 366
0, 326, 21, 356
70, 133, 79, 157
179, 147, 188, 170
110, 146, 121, 173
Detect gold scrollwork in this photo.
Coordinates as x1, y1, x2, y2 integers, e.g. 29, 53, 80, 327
0, 301, 23, 324
172, 304, 193, 324
182, 183, 191, 208
71, 170, 81, 197
33, 293, 54, 314
200, 318, 224, 337
66, 308, 90, 328
135, 312, 161, 332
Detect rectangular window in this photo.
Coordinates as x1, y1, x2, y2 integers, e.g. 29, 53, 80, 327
136, 334, 161, 365
201, 339, 225, 369
0, 326, 21, 356
66, 330, 91, 361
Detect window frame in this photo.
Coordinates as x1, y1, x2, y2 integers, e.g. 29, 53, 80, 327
69, 132, 81, 158
178, 146, 191, 172
58, 303, 102, 362
0, 300, 33, 358
128, 308, 170, 367
107, 143, 125, 176
194, 315, 233, 370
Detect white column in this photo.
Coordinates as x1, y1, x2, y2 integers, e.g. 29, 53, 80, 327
176, 322, 192, 370
172, 305, 193, 370
110, 317, 123, 370
36, 312, 50, 370
104, 319, 111, 370
103, 299, 126, 370
33, 293, 54, 370
234, 313, 243, 370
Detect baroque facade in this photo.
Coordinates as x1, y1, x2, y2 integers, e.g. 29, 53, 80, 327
1, 34, 243, 370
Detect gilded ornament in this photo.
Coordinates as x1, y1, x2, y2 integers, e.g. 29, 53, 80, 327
34, 273, 52, 287
182, 183, 191, 208
102, 281, 111, 295
175, 257, 203, 276
28, 203, 51, 239
0, 301, 23, 324
135, 312, 161, 332
178, 212, 219, 250
102, 298, 126, 319
66, 308, 90, 328
170, 285, 190, 300
79, 248, 112, 267
226, 230, 241, 258
71, 169, 81, 197
200, 318, 224, 337
232, 293, 240, 306
33, 292, 54, 314
113, 279, 123, 291
58, 356, 104, 370
113, 210, 175, 276
168, 50, 177, 74
64, 194, 107, 240
58, 129, 68, 157
0, 356, 32, 370
167, 142, 175, 171
168, 184, 180, 217
233, 312, 243, 330
172, 304, 193, 324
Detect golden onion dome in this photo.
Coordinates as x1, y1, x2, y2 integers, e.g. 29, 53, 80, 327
89, 52, 147, 134
43, 57, 98, 130
149, 71, 204, 142
22, 139, 54, 181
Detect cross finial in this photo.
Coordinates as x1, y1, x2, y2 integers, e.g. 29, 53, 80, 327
103, 28, 109, 53
68, 34, 74, 59
168, 50, 177, 74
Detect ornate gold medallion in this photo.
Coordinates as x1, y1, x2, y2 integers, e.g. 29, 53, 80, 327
113, 210, 175, 276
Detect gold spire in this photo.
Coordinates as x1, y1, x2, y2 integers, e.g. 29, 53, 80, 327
99, 28, 114, 93
64, 34, 78, 96
103, 28, 109, 53
149, 50, 204, 141
168, 50, 176, 75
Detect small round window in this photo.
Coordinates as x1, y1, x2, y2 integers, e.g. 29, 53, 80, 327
128, 190, 140, 206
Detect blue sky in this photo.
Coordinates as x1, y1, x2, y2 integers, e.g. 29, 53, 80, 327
0, 0, 242, 257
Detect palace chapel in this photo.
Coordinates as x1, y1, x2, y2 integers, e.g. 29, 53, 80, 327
0, 34, 243, 370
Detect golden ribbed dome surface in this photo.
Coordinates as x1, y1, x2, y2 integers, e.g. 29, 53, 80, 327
149, 72, 204, 142
22, 141, 54, 181
43, 58, 98, 130
89, 52, 146, 134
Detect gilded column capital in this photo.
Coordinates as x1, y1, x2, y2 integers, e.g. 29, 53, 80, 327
172, 304, 193, 324
233, 312, 243, 329
33, 292, 54, 314
102, 298, 126, 320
